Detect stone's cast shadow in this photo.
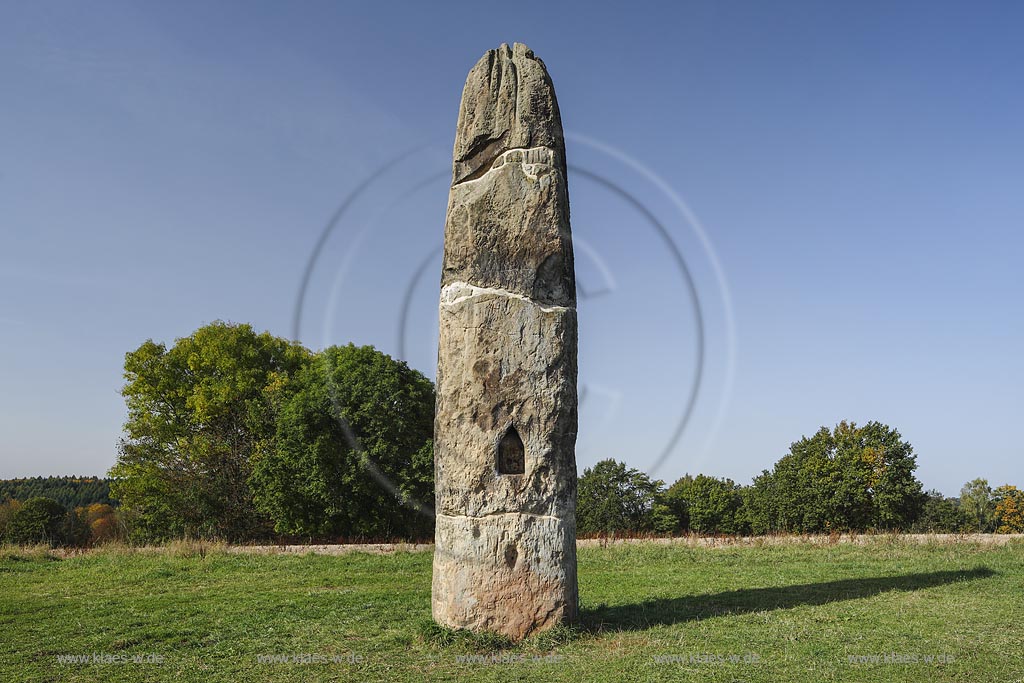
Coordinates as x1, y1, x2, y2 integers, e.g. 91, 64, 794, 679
580, 567, 996, 632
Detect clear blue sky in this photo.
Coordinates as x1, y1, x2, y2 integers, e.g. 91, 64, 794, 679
1, 2, 1021, 496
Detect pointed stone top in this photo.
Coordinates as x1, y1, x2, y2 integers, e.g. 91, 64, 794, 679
452, 43, 566, 186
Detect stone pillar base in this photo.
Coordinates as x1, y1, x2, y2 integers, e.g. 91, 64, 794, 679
432, 512, 577, 640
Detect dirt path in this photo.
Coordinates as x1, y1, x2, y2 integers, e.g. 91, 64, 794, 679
222, 533, 1022, 556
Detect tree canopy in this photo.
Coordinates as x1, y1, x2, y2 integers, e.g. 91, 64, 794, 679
576, 459, 663, 536
6, 497, 67, 546
744, 421, 926, 533
250, 344, 435, 540
960, 478, 995, 532
3, 318, 1013, 546
0, 477, 113, 509
91, 322, 995, 544
658, 474, 745, 535
108, 323, 435, 543
911, 490, 968, 533
110, 321, 310, 541
993, 485, 1023, 534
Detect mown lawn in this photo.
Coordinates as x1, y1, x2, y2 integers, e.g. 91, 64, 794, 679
1, 538, 1022, 682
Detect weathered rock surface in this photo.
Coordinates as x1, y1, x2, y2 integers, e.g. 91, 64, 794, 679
432, 43, 578, 641
451, 43, 567, 187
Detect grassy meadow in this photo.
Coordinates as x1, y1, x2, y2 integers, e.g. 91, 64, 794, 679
2, 537, 1022, 682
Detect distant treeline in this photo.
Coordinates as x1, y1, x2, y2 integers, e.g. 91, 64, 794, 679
5, 321, 1021, 548
577, 420, 944, 537
0, 476, 115, 509
576, 458, 1023, 537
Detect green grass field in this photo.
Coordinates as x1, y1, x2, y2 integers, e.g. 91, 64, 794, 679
2, 538, 1022, 682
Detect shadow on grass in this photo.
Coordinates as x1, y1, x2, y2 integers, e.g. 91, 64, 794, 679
581, 567, 996, 632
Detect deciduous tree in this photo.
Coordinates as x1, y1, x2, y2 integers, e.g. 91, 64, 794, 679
993, 485, 1024, 534
911, 490, 968, 532
576, 459, 663, 535
7, 497, 66, 545
249, 344, 435, 540
659, 474, 745, 535
110, 321, 310, 541
744, 421, 925, 533
960, 478, 995, 532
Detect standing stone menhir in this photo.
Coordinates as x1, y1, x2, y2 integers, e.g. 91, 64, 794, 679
432, 42, 578, 641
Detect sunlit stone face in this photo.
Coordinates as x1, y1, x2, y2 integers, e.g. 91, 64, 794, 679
431, 43, 578, 641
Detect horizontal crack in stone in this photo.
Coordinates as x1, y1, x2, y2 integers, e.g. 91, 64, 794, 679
437, 511, 566, 522
451, 145, 560, 187
440, 281, 575, 312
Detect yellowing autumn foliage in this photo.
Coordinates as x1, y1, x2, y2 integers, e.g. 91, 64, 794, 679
994, 485, 1024, 534
71, 503, 123, 545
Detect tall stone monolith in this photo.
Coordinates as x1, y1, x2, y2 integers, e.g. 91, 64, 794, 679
432, 42, 578, 641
